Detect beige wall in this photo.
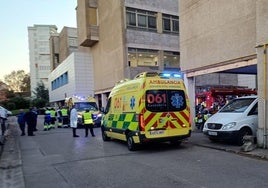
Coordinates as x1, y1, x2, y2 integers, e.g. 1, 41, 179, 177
179, 0, 256, 72
91, 0, 125, 93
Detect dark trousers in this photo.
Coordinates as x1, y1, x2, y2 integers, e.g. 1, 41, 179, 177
1, 118, 6, 135
85, 124, 95, 137
72, 128, 78, 137
19, 123, 25, 135
27, 123, 35, 136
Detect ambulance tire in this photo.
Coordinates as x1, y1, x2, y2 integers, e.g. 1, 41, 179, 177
102, 130, 111, 141
127, 134, 137, 151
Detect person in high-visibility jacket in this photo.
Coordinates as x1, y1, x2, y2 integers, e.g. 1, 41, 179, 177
82, 109, 95, 137
61, 106, 69, 128
44, 108, 51, 131
50, 108, 57, 129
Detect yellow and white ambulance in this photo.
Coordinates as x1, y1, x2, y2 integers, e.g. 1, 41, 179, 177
101, 72, 191, 150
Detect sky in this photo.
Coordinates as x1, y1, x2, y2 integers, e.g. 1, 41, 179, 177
0, 0, 77, 81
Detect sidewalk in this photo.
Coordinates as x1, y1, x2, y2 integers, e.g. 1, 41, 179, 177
189, 130, 268, 161
0, 117, 268, 188
0, 117, 24, 188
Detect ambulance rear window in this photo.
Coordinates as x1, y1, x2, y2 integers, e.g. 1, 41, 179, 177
145, 90, 186, 112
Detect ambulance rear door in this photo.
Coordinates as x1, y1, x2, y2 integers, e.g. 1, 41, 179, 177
144, 89, 190, 139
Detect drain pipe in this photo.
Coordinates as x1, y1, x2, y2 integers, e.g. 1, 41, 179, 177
263, 44, 267, 149
256, 43, 267, 149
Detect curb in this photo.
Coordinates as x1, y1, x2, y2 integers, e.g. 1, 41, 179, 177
192, 142, 268, 161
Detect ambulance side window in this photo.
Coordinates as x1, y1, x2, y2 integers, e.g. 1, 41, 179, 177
104, 98, 111, 114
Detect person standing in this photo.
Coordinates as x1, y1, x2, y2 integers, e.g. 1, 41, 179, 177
82, 109, 95, 137
57, 107, 63, 128
70, 105, 79, 137
32, 106, 38, 131
61, 106, 69, 128
44, 108, 51, 131
0, 107, 8, 136
17, 109, 26, 136
50, 108, 56, 129
24, 107, 36, 136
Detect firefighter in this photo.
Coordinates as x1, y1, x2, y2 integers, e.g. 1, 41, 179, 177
61, 106, 69, 128
50, 108, 56, 129
82, 109, 95, 137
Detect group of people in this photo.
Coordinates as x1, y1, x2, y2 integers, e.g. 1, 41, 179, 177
69, 104, 95, 138
17, 105, 95, 138
17, 107, 38, 136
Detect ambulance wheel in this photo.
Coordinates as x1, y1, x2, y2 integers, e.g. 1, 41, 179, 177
127, 134, 137, 151
102, 130, 110, 141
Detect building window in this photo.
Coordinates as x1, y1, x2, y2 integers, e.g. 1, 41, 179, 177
128, 48, 158, 67
163, 51, 180, 68
162, 14, 179, 34
126, 8, 157, 32
51, 71, 68, 90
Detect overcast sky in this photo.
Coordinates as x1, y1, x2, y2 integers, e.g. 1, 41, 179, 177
0, 0, 77, 81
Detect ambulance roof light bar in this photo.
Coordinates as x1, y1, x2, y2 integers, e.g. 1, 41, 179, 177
159, 72, 182, 79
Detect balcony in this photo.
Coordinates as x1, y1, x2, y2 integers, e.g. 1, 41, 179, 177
80, 25, 99, 47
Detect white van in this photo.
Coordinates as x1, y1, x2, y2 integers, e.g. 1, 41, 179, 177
203, 95, 258, 145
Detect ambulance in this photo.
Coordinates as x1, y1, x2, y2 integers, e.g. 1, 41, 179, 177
65, 96, 102, 127
101, 72, 191, 151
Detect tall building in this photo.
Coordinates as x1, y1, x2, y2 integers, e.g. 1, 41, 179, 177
48, 27, 94, 107
76, 0, 181, 108
28, 24, 58, 96
50, 27, 78, 71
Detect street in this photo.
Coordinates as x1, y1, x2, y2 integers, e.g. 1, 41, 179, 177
6, 116, 268, 188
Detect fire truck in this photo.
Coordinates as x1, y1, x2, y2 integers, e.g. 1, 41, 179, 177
195, 85, 257, 114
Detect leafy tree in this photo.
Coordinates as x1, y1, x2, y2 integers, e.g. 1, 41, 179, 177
32, 82, 49, 108
20, 73, 30, 92
4, 70, 29, 92
33, 82, 49, 100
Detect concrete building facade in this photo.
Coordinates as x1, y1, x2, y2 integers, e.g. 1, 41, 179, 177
28, 25, 58, 96
76, 0, 181, 108
48, 26, 96, 106
48, 52, 94, 105
179, 0, 268, 148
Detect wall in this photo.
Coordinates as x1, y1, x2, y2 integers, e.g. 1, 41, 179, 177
179, 0, 256, 72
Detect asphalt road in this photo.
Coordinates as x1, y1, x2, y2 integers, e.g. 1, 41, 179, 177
1, 116, 268, 188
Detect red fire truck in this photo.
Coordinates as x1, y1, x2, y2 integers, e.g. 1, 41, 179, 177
195, 85, 257, 114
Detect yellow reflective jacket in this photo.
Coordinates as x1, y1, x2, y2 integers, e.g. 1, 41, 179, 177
83, 112, 93, 124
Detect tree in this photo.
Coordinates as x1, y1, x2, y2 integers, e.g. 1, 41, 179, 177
32, 81, 49, 108
20, 73, 30, 92
4, 70, 29, 92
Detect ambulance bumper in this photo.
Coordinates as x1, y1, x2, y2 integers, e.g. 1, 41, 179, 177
139, 131, 191, 143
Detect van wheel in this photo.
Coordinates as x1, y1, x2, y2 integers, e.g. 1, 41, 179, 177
102, 130, 110, 141
237, 127, 252, 146
127, 134, 137, 151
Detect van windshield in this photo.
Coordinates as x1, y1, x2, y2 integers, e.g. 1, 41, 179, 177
220, 98, 255, 113
76, 102, 98, 112
145, 90, 186, 112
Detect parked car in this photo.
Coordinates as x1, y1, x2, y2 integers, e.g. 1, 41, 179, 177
203, 95, 258, 145
0, 106, 12, 118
